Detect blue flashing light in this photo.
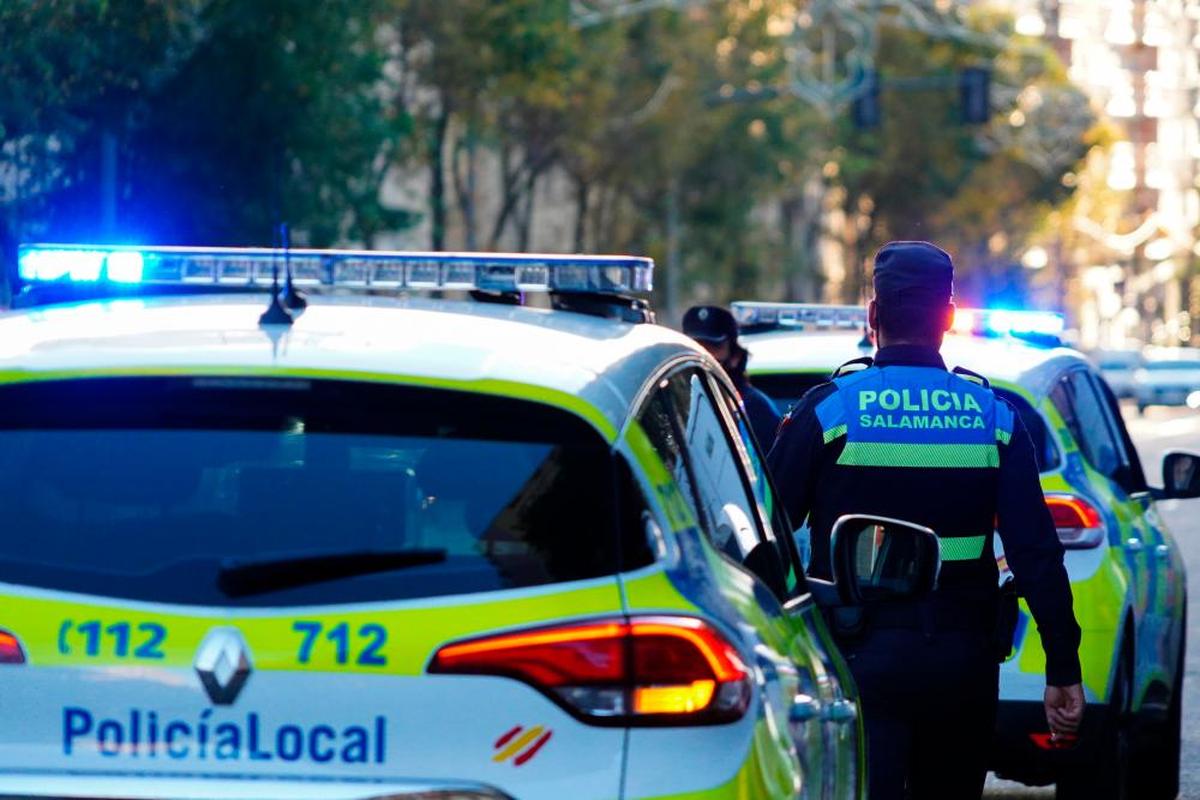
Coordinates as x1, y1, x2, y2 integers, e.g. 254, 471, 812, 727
976, 308, 1065, 337
19, 248, 108, 282
105, 251, 145, 284
15, 244, 653, 297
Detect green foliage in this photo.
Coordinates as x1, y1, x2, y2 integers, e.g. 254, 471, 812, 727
2, 0, 410, 247
833, 10, 1095, 303
1, 0, 1094, 313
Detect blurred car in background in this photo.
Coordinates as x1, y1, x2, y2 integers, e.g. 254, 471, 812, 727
1135, 348, 1200, 413
1090, 349, 1142, 400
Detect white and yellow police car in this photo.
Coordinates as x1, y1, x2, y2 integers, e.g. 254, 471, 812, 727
734, 301, 1200, 800
0, 245, 905, 800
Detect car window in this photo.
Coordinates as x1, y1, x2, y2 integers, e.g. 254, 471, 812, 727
1089, 373, 1148, 494
660, 371, 768, 560
636, 383, 708, 530
0, 377, 652, 606
993, 388, 1059, 472
639, 370, 790, 597
1050, 370, 1129, 485
706, 376, 806, 597
748, 371, 830, 415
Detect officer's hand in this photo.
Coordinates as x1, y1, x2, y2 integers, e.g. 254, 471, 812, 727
1044, 683, 1085, 735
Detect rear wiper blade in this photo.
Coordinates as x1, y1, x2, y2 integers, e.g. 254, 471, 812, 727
217, 549, 447, 598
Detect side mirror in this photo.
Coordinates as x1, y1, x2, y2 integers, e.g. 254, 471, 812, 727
1163, 451, 1200, 499
830, 514, 941, 605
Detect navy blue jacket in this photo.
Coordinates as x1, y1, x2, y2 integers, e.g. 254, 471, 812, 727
768, 344, 1082, 687
738, 380, 781, 452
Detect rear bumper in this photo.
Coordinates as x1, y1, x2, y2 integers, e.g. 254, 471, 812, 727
990, 700, 1112, 786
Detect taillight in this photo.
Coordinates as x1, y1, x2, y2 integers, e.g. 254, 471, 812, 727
1045, 494, 1105, 549
1029, 732, 1079, 750
428, 616, 751, 725
0, 629, 26, 664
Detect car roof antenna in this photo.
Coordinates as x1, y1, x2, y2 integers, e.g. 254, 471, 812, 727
278, 222, 307, 311
259, 222, 295, 327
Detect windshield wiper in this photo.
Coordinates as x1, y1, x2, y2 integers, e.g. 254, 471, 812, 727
217, 549, 447, 598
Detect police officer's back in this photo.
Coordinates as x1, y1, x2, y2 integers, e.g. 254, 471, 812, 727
768, 242, 1085, 800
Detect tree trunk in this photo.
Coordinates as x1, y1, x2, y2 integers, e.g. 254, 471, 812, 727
664, 178, 681, 324
453, 123, 479, 250
428, 108, 450, 251
517, 170, 538, 252
573, 176, 590, 252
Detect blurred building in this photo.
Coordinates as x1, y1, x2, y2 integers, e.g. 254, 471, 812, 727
980, 0, 1200, 348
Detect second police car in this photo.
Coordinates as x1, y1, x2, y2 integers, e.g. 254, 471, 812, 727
0, 245, 936, 799
734, 301, 1200, 800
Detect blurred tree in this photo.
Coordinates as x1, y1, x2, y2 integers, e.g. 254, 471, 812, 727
832, 9, 1096, 304
1, 0, 412, 249
396, 0, 585, 250
563, 1, 821, 316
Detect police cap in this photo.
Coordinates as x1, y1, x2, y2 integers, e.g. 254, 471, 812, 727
872, 241, 954, 308
682, 305, 739, 344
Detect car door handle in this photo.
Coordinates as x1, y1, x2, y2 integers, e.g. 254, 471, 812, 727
821, 698, 857, 725
1125, 538, 1144, 553
789, 693, 822, 723
1155, 544, 1171, 560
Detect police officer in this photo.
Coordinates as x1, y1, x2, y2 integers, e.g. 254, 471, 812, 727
767, 242, 1085, 799
683, 304, 782, 449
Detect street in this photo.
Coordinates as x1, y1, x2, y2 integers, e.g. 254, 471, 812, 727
987, 404, 1200, 798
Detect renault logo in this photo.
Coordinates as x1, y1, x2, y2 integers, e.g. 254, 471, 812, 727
194, 627, 252, 705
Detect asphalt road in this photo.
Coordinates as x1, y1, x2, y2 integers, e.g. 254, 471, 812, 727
986, 404, 1200, 799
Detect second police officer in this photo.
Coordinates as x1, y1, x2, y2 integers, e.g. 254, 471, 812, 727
683, 304, 782, 450
768, 241, 1085, 799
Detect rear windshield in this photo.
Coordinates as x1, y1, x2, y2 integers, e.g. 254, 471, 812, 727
751, 371, 831, 415
0, 377, 649, 606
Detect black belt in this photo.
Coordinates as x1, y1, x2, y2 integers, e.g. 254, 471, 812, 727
866, 601, 992, 631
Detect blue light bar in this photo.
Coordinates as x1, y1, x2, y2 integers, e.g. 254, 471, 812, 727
952, 308, 1065, 338
731, 302, 867, 330
16, 244, 653, 296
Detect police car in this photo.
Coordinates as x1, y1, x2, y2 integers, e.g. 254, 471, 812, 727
0, 245, 914, 800
734, 301, 1200, 799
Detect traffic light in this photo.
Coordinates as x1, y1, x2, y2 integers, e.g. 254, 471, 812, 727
852, 70, 882, 129
960, 67, 991, 124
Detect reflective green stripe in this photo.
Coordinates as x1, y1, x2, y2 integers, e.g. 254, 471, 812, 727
837, 441, 1000, 468
823, 423, 847, 443
939, 535, 987, 561
996, 429, 1012, 445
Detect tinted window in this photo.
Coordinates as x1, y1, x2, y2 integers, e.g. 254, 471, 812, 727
1050, 371, 1127, 482
748, 372, 830, 415
994, 388, 1059, 472
0, 378, 647, 606
660, 372, 765, 563
708, 378, 805, 596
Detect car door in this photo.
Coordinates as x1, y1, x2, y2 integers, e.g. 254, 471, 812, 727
1089, 371, 1183, 686
627, 368, 806, 798
1050, 368, 1155, 686
704, 371, 861, 800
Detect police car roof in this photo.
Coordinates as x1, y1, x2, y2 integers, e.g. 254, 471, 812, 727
742, 329, 1087, 399
0, 294, 703, 439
